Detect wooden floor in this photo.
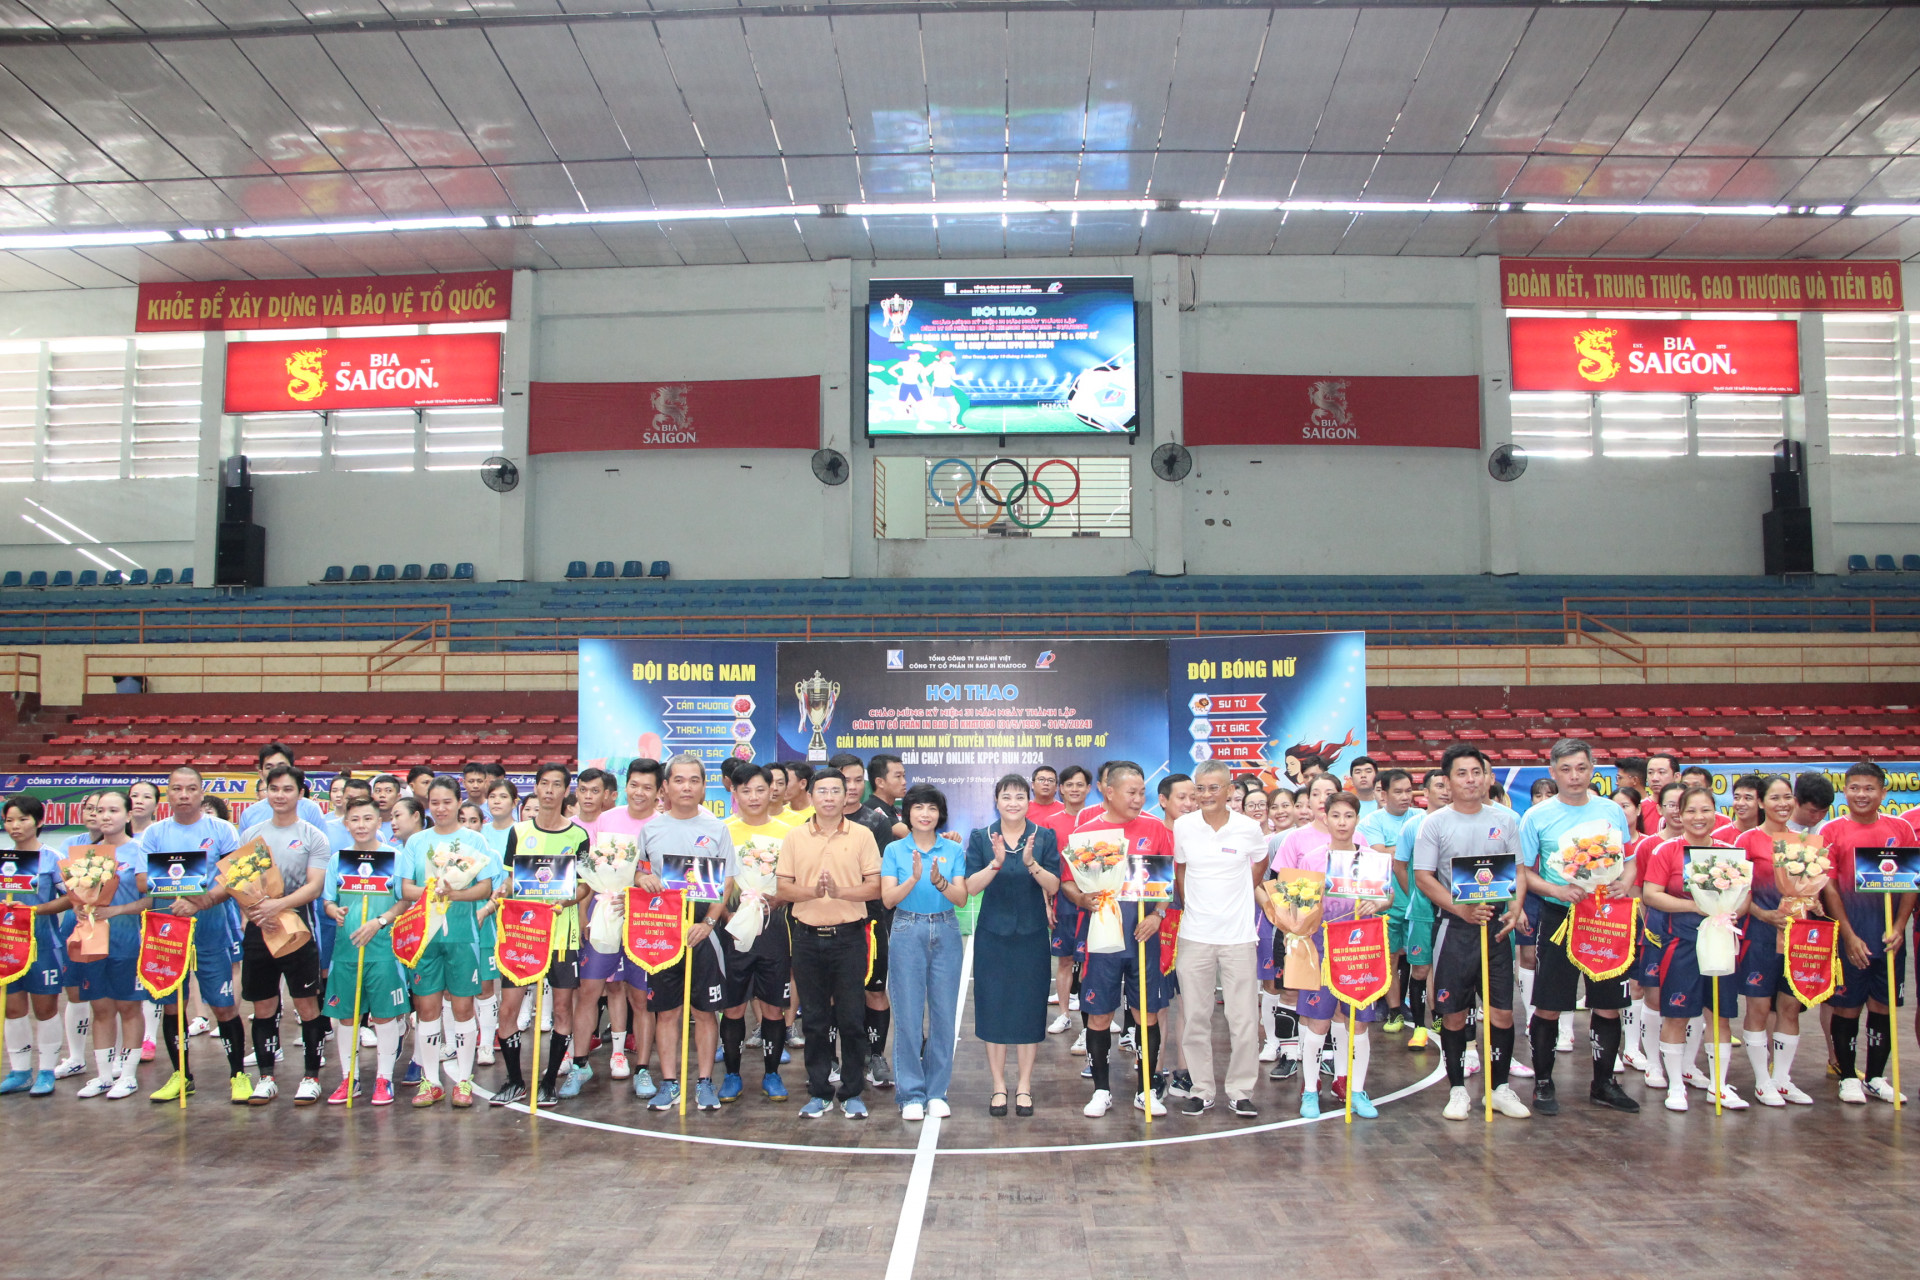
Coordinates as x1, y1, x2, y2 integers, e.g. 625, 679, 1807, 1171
9, 989, 1918, 1279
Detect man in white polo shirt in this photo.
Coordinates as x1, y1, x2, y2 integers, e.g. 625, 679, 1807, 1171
1171, 759, 1268, 1118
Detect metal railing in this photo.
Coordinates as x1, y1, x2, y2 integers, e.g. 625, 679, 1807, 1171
0, 602, 452, 646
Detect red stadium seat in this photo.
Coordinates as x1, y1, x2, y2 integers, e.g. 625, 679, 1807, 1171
1848, 704, 1884, 718
1720, 747, 1755, 759
561, 716, 578, 725
549, 734, 577, 747
1545, 708, 1579, 719
1781, 705, 1814, 717
1712, 706, 1748, 719
391, 716, 423, 726
1648, 706, 1684, 719
1455, 729, 1489, 741
1442, 709, 1477, 722
1492, 729, 1525, 741
341, 734, 374, 746
442, 734, 478, 747
413, 734, 446, 746
156, 754, 190, 767
1756, 746, 1789, 760
146, 734, 178, 745
375, 734, 408, 746
1680, 707, 1714, 718
1511, 708, 1546, 719
1479, 708, 1513, 720
503, 755, 537, 767
1596, 727, 1630, 739
191, 754, 223, 767
71, 716, 102, 726
1701, 726, 1736, 738
360, 715, 391, 726
494, 714, 524, 726
1790, 747, 1825, 760
1579, 707, 1615, 720
430, 754, 463, 768
230, 715, 260, 725
425, 716, 455, 726
261, 715, 292, 725
225, 755, 253, 769
241, 734, 273, 746
132, 715, 164, 727
279, 734, 308, 746
1814, 705, 1849, 718
49, 735, 83, 746
1766, 726, 1799, 737
526, 714, 558, 725
179, 734, 208, 746
1668, 727, 1701, 740
362, 755, 396, 767
100, 716, 131, 727
1381, 730, 1416, 742
310, 735, 341, 746
210, 734, 240, 745
1615, 707, 1649, 719
1374, 709, 1408, 722
26, 755, 62, 767
1748, 706, 1783, 718
294, 715, 326, 726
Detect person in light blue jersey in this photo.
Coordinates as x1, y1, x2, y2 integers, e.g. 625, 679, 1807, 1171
59, 789, 150, 1100
237, 743, 328, 834
1392, 771, 1449, 1051
0, 796, 69, 1096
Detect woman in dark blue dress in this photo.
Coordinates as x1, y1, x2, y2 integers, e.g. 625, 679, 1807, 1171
964, 774, 1060, 1116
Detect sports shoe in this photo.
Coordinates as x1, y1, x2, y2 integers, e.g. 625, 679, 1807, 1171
295, 1077, 323, 1106
450, 1080, 475, 1109
828, 1065, 840, 1086
571, 1059, 593, 1084
928, 1097, 951, 1118
1683, 1067, 1717, 1091
1328, 1075, 1347, 1104
799, 1097, 830, 1118
401, 1062, 424, 1086
744, 1032, 764, 1050
1259, 1037, 1279, 1063
609, 1050, 632, 1080
1464, 1047, 1480, 1077
1047, 1014, 1072, 1035
1071, 1030, 1087, 1054
632, 1068, 657, 1100
1839, 1077, 1867, 1104
714, 1071, 742, 1102
187, 1017, 210, 1037
372, 1078, 395, 1106
360, 1026, 378, 1048
713, 1044, 724, 1063
241, 1049, 284, 1069
1708, 1082, 1750, 1109
1382, 1012, 1405, 1034
1778, 1080, 1814, 1105
763, 1072, 789, 1101
1490, 1084, 1531, 1118
1179, 1094, 1210, 1116
696, 1078, 721, 1111
1165, 1072, 1192, 1100
901, 1101, 925, 1121
1080, 1062, 1093, 1079
1827, 1059, 1843, 1079
867, 1054, 894, 1088
231, 1073, 256, 1105
77, 1075, 113, 1099
1299, 1090, 1321, 1119
107, 1076, 138, 1100
1350, 1090, 1378, 1119
648, 1080, 681, 1112
1645, 1062, 1668, 1089
557, 1065, 585, 1099
1556, 1022, 1574, 1053
53, 1056, 87, 1080
1228, 1096, 1257, 1118
327, 1078, 358, 1105
1590, 1079, 1641, 1112
1048, 991, 1060, 1005
1133, 1089, 1166, 1116
535, 1085, 558, 1107
1268, 1056, 1299, 1080
490, 1082, 526, 1109
787, 1025, 805, 1048
139, 1039, 155, 1062
1406, 1027, 1430, 1050
148, 1072, 191, 1102
28, 1070, 54, 1097
1867, 1076, 1907, 1104
1665, 1088, 1689, 1113
1754, 1085, 1786, 1108
1509, 1059, 1535, 1079
517, 1001, 533, 1032
413, 1083, 445, 1108
780, 1049, 791, 1065
476, 1044, 495, 1067
1083, 1089, 1113, 1117
842, 1096, 868, 1119
1069, 995, 1080, 1012
1532, 1078, 1559, 1115
252, 1076, 284, 1106
1619, 1045, 1648, 1073
1118, 1029, 1138, 1057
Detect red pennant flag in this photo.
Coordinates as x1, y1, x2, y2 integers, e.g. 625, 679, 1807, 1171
136, 912, 194, 1000
624, 887, 686, 974
1322, 915, 1392, 1008
1562, 894, 1639, 982
1784, 917, 1840, 1008
0, 901, 35, 986
1157, 908, 1182, 975
494, 901, 557, 986
389, 897, 431, 969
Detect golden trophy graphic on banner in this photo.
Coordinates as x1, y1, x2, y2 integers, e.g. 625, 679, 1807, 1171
880, 294, 912, 344
796, 670, 840, 764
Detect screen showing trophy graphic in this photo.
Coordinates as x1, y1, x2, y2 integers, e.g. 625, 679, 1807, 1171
0, 856, 34, 896
149, 850, 211, 898
796, 669, 840, 765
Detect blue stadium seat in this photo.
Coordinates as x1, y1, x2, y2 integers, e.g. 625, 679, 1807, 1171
320, 565, 345, 584
152, 568, 174, 586
453, 562, 475, 581
649, 560, 670, 579
374, 564, 397, 582
621, 560, 645, 579
593, 560, 616, 579
178, 567, 192, 585
1875, 554, 1898, 572
1848, 555, 1870, 573
101, 570, 122, 586
0, 571, 18, 589
126, 568, 148, 586
1906, 555, 1920, 573
426, 563, 449, 581
565, 561, 588, 579
50, 570, 72, 588
26, 570, 47, 588
76, 569, 97, 588
400, 563, 423, 582
348, 565, 371, 583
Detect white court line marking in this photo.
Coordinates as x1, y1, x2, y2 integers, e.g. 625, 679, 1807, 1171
882, 932, 975, 1280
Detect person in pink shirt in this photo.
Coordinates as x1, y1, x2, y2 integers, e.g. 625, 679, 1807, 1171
578, 760, 662, 1089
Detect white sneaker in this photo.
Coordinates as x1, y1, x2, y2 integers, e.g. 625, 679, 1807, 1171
1645, 1063, 1668, 1089
1665, 1088, 1689, 1112
901, 1101, 925, 1121
1047, 1014, 1072, 1035
1509, 1059, 1535, 1079
1490, 1084, 1531, 1118
1866, 1076, 1907, 1104
1070, 1030, 1087, 1054
1714, 1083, 1750, 1110
1068, 995, 1080, 1012
107, 1076, 138, 1100
476, 1044, 495, 1066
609, 1050, 631, 1080
1049, 991, 1060, 1005
1259, 1037, 1279, 1064
188, 1017, 210, 1036
1083, 1089, 1113, 1117
517, 1002, 533, 1032
1778, 1080, 1814, 1106
927, 1098, 951, 1118
1133, 1089, 1166, 1116
1839, 1077, 1868, 1104
745, 1033, 764, 1050
294, 1077, 323, 1105
1619, 1046, 1648, 1073
359, 1026, 378, 1048
1442, 1085, 1471, 1120
76, 1075, 113, 1098
1683, 1067, 1715, 1091
1555, 1023, 1574, 1053
828, 1066, 840, 1085
53, 1056, 87, 1080
1464, 1047, 1481, 1077
787, 1025, 805, 1048
1754, 1085, 1786, 1107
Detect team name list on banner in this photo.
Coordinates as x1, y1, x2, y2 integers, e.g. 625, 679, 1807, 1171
136, 271, 511, 332
1501, 258, 1902, 312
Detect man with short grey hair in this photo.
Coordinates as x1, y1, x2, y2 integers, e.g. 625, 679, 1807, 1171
1171, 760, 1268, 1118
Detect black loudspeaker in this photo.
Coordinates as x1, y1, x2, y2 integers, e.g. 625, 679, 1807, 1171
220, 454, 253, 524
1770, 470, 1807, 510
1772, 439, 1804, 474
215, 522, 266, 587
1763, 506, 1813, 576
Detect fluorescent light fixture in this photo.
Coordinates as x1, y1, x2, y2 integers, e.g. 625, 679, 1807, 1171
1182, 199, 1479, 215
530, 205, 818, 226
233, 216, 489, 239
1519, 201, 1785, 217
844, 199, 1156, 217
0, 229, 176, 250
1852, 204, 1920, 217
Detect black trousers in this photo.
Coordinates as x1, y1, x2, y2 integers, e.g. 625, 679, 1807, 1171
793, 921, 869, 1102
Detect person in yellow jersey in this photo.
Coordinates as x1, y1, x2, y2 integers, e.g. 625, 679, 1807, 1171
716, 765, 797, 1101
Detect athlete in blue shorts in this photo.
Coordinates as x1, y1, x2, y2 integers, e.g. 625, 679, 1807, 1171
0, 796, 69, 1096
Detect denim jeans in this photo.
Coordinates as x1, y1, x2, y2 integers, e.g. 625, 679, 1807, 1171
888, 909, 963, 1106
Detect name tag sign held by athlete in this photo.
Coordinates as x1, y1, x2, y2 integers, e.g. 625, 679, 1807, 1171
146, 850, 211, 900
1852, 848, 1920, 1112
1451, 851, 1517, 1125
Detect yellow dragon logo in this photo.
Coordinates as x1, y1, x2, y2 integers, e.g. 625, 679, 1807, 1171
1574, 328, 1620, 383
285, 349, 327, 402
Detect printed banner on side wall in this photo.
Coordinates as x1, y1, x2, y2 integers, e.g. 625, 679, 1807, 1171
1508, 318, 1800, 395
1500, 258, 1902, 312
225, 333, 502, 413
1182, 374, 1481, 448
576, 640, 778, 782
1166, 633, 1369, 789
775, 640, 1170, 833
528, 378, 820, 453
137, 271, 511, 332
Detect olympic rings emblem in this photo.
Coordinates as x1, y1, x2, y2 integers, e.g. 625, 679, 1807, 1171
926, 457, 1083, 531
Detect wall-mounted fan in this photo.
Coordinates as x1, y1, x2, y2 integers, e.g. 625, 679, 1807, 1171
1150, 442, 1192, 482
1487, 444, 1528, 483
811, 448, 850, 486
481, 456, 519, 493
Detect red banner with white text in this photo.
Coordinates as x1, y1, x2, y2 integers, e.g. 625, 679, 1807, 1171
225, 333, 502, 413
138, 271, 510, 332
1501, 258, 1901, 312
529, 378, 820, 453
1183, 373, 1480, 448
1509, 318, 1800, 395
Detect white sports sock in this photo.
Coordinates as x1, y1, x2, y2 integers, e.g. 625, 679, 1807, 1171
1259, 993, 1278, 1045
1659, 1043, 1686, 1100
62, 1000, 89, 1062
116, 1046, 140, 1082
1742, 1030, 1771, 1089
1351, 1028, 1372, 1095
4, 1015, 30, 1072
92, 1047, 112, 1080
450, 1017, 477, 1084
142, 1001, 159, 1044
477, 993, 499, 1048
1771, 1033, 1800, 1090
1517, 966, 1536, 1023
1683, 1018, 1705, 1075
333, 1020, 357, 1080
34, 1015, 61, 1072
375, 1019, 402, 1082
1641, 1004, 1663, 1068
1299, 1026, 1327, 1091
1618, 1004, 1638, 1049
414, 1017, 443, 1082
1330, 1020, 1349, 1077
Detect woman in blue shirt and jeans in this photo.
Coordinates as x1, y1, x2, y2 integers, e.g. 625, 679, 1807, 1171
881, 784, 968, 1121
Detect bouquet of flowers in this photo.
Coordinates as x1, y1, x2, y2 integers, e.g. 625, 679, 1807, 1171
1774, 839, 1833, 946
1545, 829, 1630, 897
216, 838, 311, 957
425, 841, 487, 941
580, 834, 641, 954
59, 845, 120, 962
1685, 849, 1752, 976
726, 836, 783, 951
1066, 836, 1130, 954
1264, 869, 1327, 990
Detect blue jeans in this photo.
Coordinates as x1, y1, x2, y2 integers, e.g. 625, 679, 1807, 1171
888, 910, 962, 1106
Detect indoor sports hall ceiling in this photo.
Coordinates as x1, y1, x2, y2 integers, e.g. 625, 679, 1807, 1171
0, 2, 1918, 287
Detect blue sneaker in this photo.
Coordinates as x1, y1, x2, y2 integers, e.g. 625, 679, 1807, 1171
798, 1096, 830, 1118
557, 1065, 585, 1099
29, 1070, 54, 1097
1350, 1090, 1378, 1119
401, 1062, 423, 1086
1299, 1091, 1321, 1119
719, 1072, 743, 1103
780, 1049, 790, 1065
762, 1072, 789, 1101
0, 1070, 31, 1095
632, 1068, 657, 1100
647, 1079, 680, 1112
841, 1096, 868, 1119
715, 1045, 725, 1063
695, 1078, 721, 1111
572, 1060, 593, 1083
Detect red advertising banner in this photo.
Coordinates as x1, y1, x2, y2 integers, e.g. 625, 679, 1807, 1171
1182, 374, 1480, 448
137, 271, 511, 332
1509, 318, 1800, 395
529, 378, 820, 453
1322, 915, 1392, 1007
494, 900, 557, 986
1501, 257, 1901, 312
225, 333, 502, 413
